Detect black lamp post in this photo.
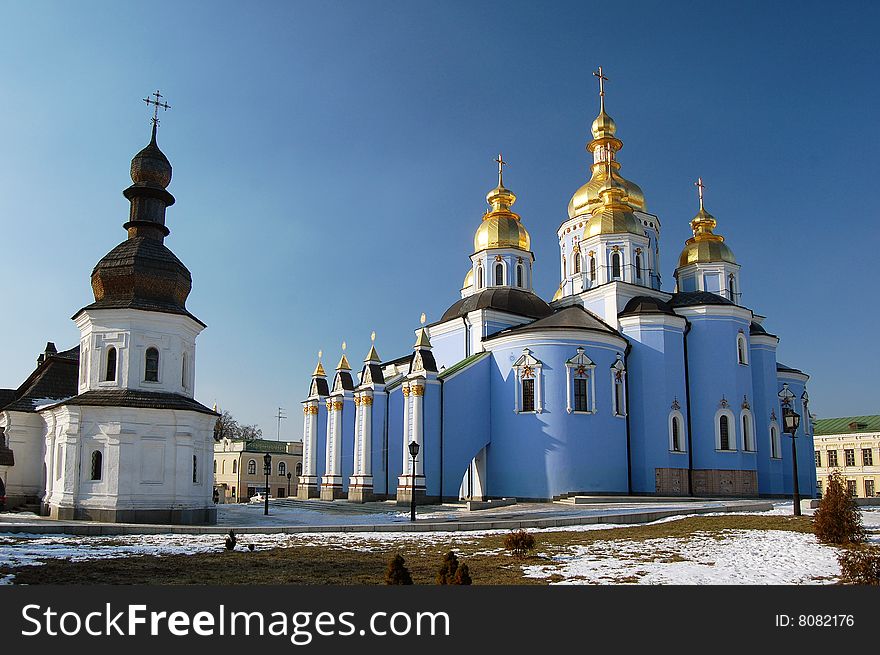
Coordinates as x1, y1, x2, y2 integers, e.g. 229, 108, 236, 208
408, 441, 420, 522
286, 471, 292, 498
783, 407, 802, 516
263, 452, 272, 516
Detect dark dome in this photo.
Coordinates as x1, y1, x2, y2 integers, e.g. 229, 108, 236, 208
620, 295, 676, 317
441, 288, 553, 323
669, 290, 735, 308
130, 128, 172, 188
89, 236, 192, 312
749, 321, 767, 335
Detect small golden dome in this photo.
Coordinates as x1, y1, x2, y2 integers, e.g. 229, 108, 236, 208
473, 178, 531, 252
677, 207, 737, 267
463, 268, 474, 288
551, 284, 563, 301
591, 109, 617, 139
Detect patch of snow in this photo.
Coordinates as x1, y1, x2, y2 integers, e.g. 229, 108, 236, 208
0, 574, 14, 585
522, 529, 841, 585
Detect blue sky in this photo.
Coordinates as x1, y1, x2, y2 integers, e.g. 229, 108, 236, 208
1, 0, 878, 436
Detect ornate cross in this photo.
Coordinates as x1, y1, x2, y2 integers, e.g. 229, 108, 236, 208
143, 90, 171, 126
495, 152, 507, 186
593, 66, 608, 98
695, 176, 706, 210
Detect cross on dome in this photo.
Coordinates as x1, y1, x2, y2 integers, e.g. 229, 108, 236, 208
495, 153, 508, 187
143, 90, 171, 127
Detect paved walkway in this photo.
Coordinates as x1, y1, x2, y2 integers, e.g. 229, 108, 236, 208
0, 498, 775, 536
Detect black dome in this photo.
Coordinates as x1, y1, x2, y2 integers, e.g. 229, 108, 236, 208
441, 288, 553, 323
620, 295, 676, 317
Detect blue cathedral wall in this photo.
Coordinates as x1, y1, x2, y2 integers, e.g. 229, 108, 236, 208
622, 319, 689, 494
777, 373, 817, 499
485, 337, 629, 499
750, 340, 786, 495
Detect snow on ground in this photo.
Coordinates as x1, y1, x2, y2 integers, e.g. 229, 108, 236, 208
522, 529, 840, 585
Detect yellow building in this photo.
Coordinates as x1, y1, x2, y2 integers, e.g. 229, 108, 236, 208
813, 416, 878, 499
213, 438, 303, 503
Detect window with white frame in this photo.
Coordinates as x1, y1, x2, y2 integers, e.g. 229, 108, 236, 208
611, 355, 626, 417
736, 332, 748, 365
145, 347, 159, 382
715, 408, 736, 451
565, 347, 595, 414
611, 251, 622, 280
589, 255, 596, 281
181, 352, 188, 388
495, 262, 504, 286
278, 461, 287, 476
90, 450, 102, 481
741, 410, 755, 451
477, 265, 484, 289
105, 346, 117, 382
80, 346, 89, 385
512, 348, 543, 413
669, 409, 685, 452
192, 455, 199, 483
516, 264, 524, 288
770, 423, 781, 459
574, 251, 581, 274
247, 459, 256, 475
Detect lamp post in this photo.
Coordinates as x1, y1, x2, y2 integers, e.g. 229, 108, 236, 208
263, 452, 272, 516
408, 441, 420, 522
779, 384, 801, 516
286, 471, 292, 498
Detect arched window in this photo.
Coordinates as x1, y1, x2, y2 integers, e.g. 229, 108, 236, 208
222, 460, 226, 474
737, 333, 748, 365
562, 255, 567, 277
90, 450, 102, 481
770, 424, 781, 459
81, 347, 89, 385
181, 352, 187, 388
145, 347, 159, 382
192, 455, 199, 483
247, 459, 256, 475
635, 253, 642, 280
589, 256, 596, 281
611, 357, 626, 417
719, 415, 730, 450
742, 415, 751, 451
278, 461, 287, 476
574, 254, 581, 274
213, 459, 217, 474
513, 348, 543, 414
477, 265, 483, 289
495, 262, 504, 286
516, 264, 523, 288
672, 416, 681, 451
295, 462, 302, 477
611, 252, 622, 279
105, 346, 117, 382
232, 460, 238, 474
728, 274, 736, 301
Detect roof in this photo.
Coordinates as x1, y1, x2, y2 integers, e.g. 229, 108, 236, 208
48, 389, 218, 416
242, 439, 297, 454
2, 346, 80, 413
619, 295, 676, 317
749, 321, 778, 338
440, 288, 553, 323
814, 415, 880, 436
776, 362, 807, 376
438, 351, 490, 379
669, 290, 736, 308
485, 305, 622, 340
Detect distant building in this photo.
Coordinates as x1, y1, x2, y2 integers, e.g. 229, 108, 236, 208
814, 416, 878, 498
214, 438, 302, 502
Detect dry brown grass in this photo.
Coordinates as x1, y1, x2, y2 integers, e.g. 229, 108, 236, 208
3, 514, 813, 585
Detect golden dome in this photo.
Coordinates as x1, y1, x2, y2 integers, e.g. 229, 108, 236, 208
463, 268, 474, 288
582, 167, 644, 238
551, 284, 563, 301
677, 207, 737, 267
591, 108, 617, 139
568, 162, 646, 218
473, 180, 531, 252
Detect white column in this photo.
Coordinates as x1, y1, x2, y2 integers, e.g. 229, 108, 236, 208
362, 396, 372, 477
411, 383, 424, 477
402, 384, 411, 473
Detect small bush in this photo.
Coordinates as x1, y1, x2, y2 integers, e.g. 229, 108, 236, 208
385, 553, 413, 585
436, 551, 459, 584
224, 530, 236, 551
813, 472, 866, 544
838, 546, 880, 585
452, 562, 472, 585
503, 529, 536, 558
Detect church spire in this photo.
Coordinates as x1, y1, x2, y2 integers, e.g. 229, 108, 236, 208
677, 177, 737, 267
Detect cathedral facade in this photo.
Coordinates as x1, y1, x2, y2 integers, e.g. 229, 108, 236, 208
0, 115, 218, 523
298, 78, 817, 503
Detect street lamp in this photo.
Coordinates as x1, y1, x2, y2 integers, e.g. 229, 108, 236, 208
263, 452, 272, 516
408, 441, 420, 522
782, 407, 801, 515
286, 471, 292, 498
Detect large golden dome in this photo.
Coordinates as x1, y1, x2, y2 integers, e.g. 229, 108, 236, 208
473, 182, 531, 252
677, 207, 736, 267
583, 168, 644, 238
568, 163, 646, 218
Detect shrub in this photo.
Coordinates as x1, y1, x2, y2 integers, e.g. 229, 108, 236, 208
453, 562, 472, 585
503, 529, 536, 558
385, 553, 413, 585
224, 529, 236, 551
838, 546, 880, 585
813, 472, 866, 544
436, 551, 459, 584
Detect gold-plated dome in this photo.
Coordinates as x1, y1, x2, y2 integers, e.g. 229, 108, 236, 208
463, 268, 474, 288
551, 284, 563, 301
591, 108, 617, 139
473, 171, 531, 252
582, 166, 644, 238
677, 202, 737, 267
